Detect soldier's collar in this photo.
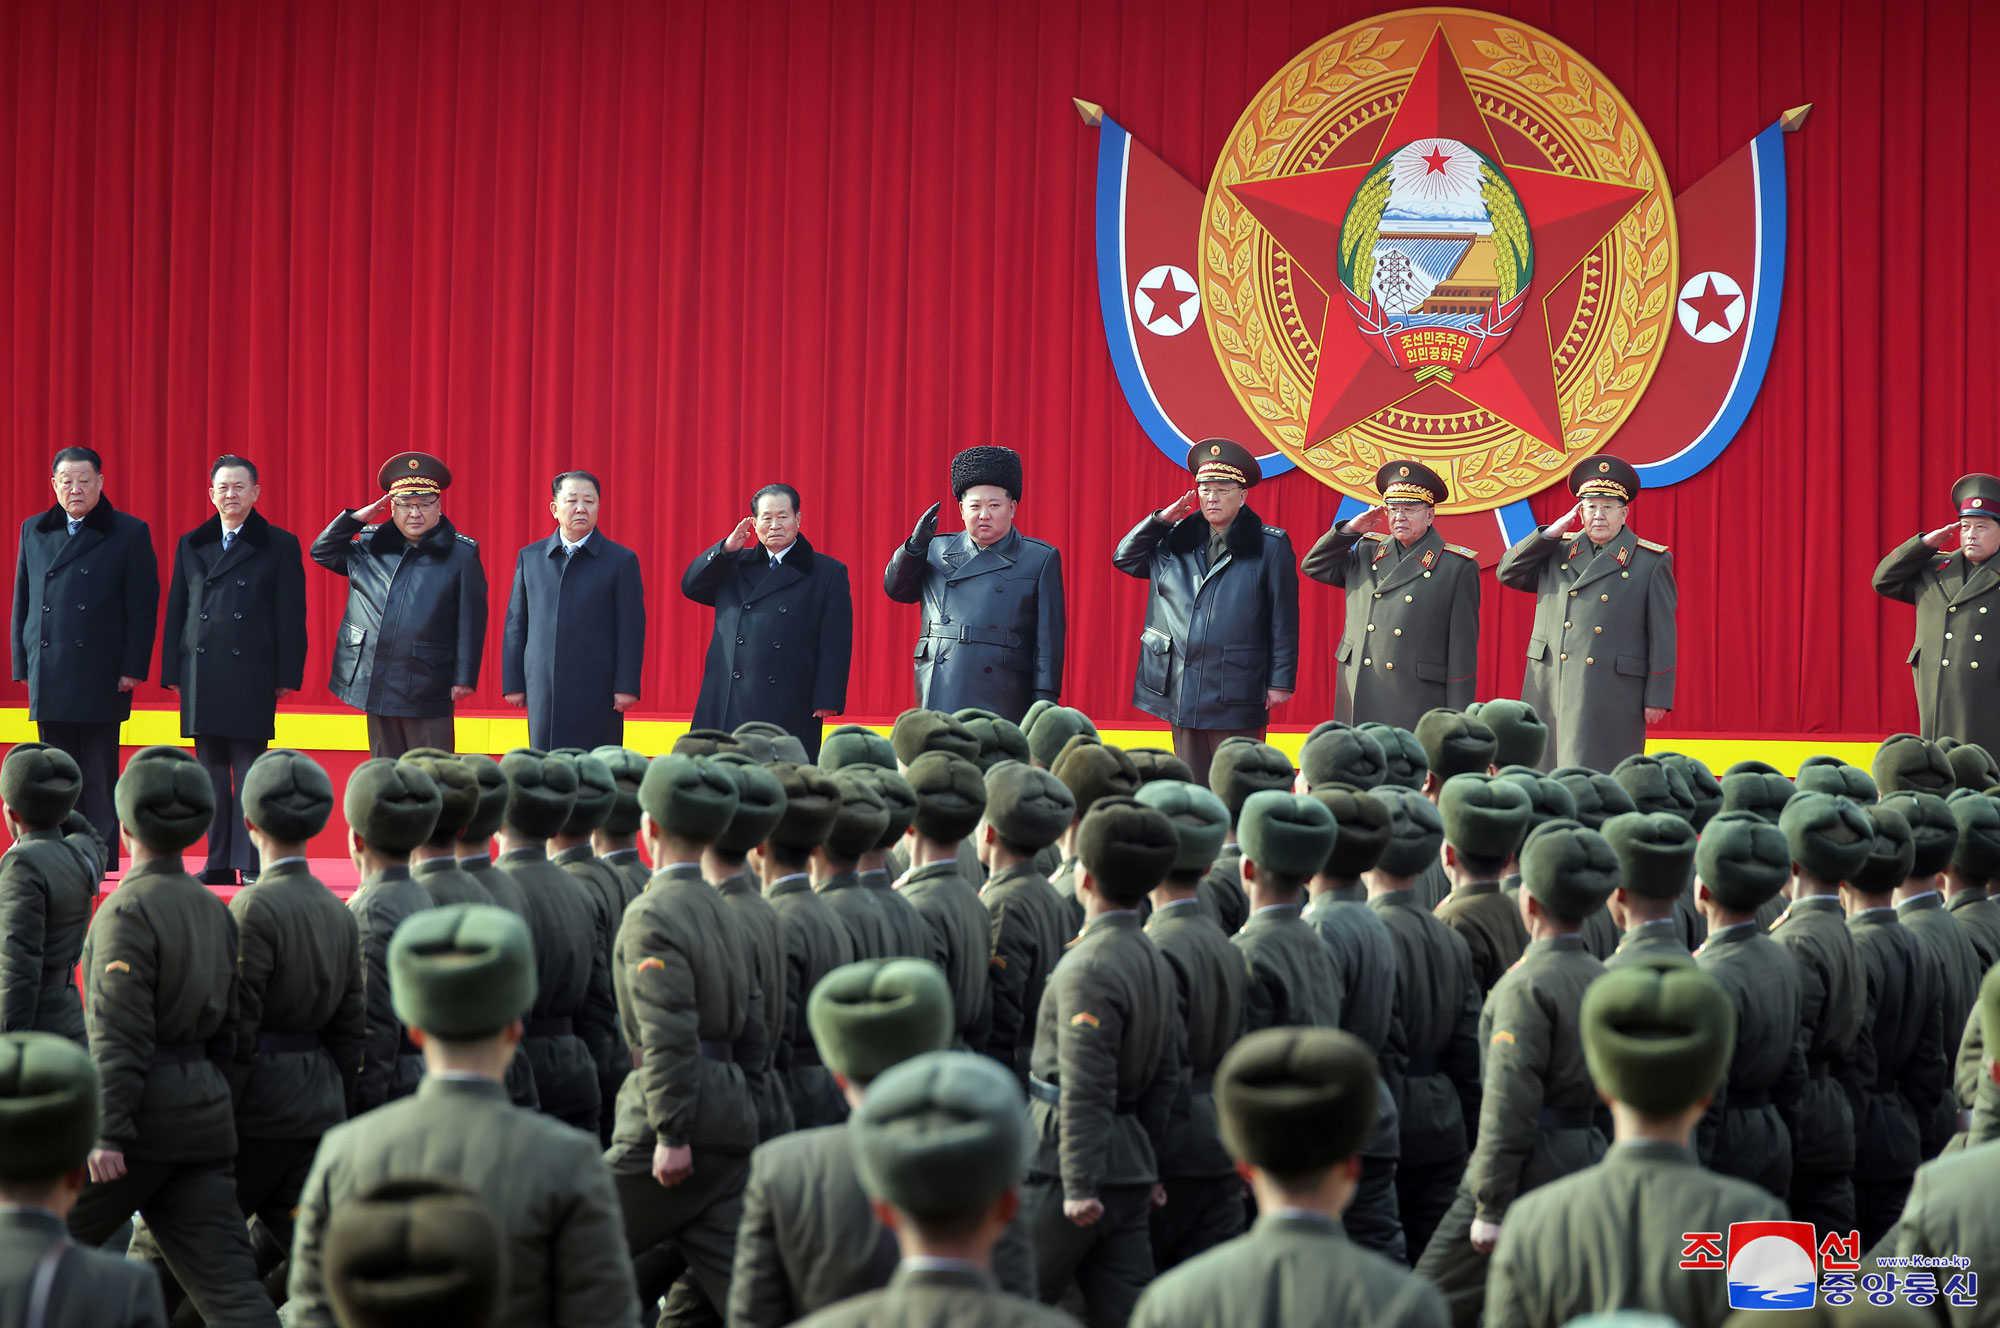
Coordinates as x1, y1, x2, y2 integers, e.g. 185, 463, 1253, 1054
767, 872, 814, 897
1081, 909, 1141, 933
360, 865, 414, 885
1610, 1139, 1696, 1167
599, 847, 640, 862
1530, 933, 1588, 953
549, 843, 593, 864
1896, 890, 1943, 911
1255, 1209, 1341, 1238
1451, 879, 1503, 898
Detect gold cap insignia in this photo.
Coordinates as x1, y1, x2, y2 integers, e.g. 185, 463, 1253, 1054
408, 459, 420, 470
1210, 444, 1221, 456
1598, 461, 1610, 472
1399, 465, 1410, 477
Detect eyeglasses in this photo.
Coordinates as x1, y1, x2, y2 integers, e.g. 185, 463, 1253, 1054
391, 495, 440, 512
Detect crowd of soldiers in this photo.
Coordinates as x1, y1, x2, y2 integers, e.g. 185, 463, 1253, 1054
4, 695, 2000, 1328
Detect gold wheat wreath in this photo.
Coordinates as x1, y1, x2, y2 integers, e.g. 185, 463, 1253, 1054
1199, 12, 1677, 515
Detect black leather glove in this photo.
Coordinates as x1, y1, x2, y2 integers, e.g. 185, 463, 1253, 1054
906, 502, 941, 555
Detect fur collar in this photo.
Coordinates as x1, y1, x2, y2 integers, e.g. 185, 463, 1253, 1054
33, 494, 121, 535
367, 514, 463, 556
190, 506, 272, 548
745, 531, 817, 574
1165, 506, 1266, 557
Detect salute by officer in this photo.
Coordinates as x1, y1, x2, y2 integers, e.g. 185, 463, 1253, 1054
11, 447, 159, 858
1495, 456, 1677, 771
1113, 439, 1300, 784
1873, 472, 2000, 752
311, 452, 486, 758
884, 446, 1065, 723
685, 483, 853, 759
502, 471, 646, 751
161, 455, 307, 886
1302, 460, 1481, 730
0, 744, 100, 1041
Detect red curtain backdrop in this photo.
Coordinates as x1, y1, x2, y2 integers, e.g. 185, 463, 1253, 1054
3, 0, 1993, 738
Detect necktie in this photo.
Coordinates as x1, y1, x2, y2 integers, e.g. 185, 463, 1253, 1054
1207, 527, 1228, 567
222, 529, 236, 552
769, 553, 781, 570
66, 519, 80, 538
564, 542, 577, 559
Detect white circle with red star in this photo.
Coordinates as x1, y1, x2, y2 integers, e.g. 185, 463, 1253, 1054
1134, 265, 1201, 336
1676, 270, 1745, 343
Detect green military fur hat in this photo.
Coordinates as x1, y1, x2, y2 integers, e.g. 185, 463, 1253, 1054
457, 753, 509, 845
1983, 963, 2000, 1071
1520, 819, 1619, 922
712, 755, 789, 855
1358, 723, 1428, 790
904, 751, 988, 843
1496, 766, 1579, 832
1372, 785, 1445, 877
591, 746, 649, 836
846, 766, 917, 849
673, 728, 748, 758
495, 749, 575, 842
1601, 812, 1697, 901
1052, 738, 1140, 819
638, 753, 742, 845
891, 709, 981, 766
1719, 770, 1794, 826
851, 1051, 1029, 1217
768, 762, 841, 851
1207, 738, 1295, 817
1852, 803, 1916, 894
1581, 965, 1736, 1117
983, 763, 1076, 852
389, 903, 537, 1039
1466, 699, 1549, 770
1309, 787, 1393, 877
399, 750, 477, 843
1881, 790, 1958, 878
1793, 755, 1878, 806
1438, 774, 1533, 860
826, 771, 893, 859
735, 720, 809, 765
729, 730, 777, 764
1237, 790, 1338, 880
1552, 768, 1637, 831
549, 749, 616, 838
324, 1175, 504, 1328
1135, 779, 1230, 874
1021, 698, 1055, 738
1216, 1026, 1378, 1174
0, 742, 81, 827
952, 709, 1030, 772
1872, 733, 1954, 796
1724, 759, 1783, 777
1126, 747, 1194, 786
1655, 752, 1724, 829
1612, 755, 1695, 821
1415, 709, 1498, 781
1947, 788, 2000, 880
1299, 723, 1387, 791
115, 745, 215, 852
1077, 796, 1179, 903
0, 1032, 100, 1180
1023, 705, 1098, 769
807, 959, 955, 1085
1695, 810, 1793, 911
1780, 791, 1876, 884
242, 749, 336, 843
1939, 738, 2000, 793
819, 724, 897, 772
346, 757, 444, 855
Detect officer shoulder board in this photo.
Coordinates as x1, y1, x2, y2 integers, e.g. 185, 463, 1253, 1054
1363, 532, 1391, 543
1635, 537, 1669, 554
358, 524, 382, 536
455, 532, 478, 547
1443, 543, 1477, 560
1262, 523, 1286, 538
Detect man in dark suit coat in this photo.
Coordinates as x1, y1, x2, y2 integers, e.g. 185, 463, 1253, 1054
11, 447, 158, 859
161, 456, 307, 885
502, 470, 646, 751
684, 483, 852, 760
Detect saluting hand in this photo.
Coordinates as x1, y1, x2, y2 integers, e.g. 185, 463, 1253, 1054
1160, 490, 1200, 523
1342, 505, 1390, 536
724, 517, 758, 553
1544, 501, 1585, 538
907, 502, 942, 553
1923, 523, 1960, 550
351, 493, 393, 524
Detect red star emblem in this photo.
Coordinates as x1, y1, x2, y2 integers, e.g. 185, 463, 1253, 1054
1228, 29, 1647, 449
1420, 145, 1452, 175
1681, 275, 1738, 334
1139, 273, 1196, 328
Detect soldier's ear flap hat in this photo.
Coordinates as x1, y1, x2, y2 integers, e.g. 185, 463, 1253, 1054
1582, 965, 1736, 1117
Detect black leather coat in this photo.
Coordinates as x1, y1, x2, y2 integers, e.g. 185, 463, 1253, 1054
883, 527, 1064, 723
311, 512, 487, 718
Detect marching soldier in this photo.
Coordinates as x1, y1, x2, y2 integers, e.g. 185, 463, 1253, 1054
1495, 456, 1676, 771
0, 743, 100, 1041
1945, 787, 2000, 965
288, 905, 640, 1326
1302, 460, 1480, 730
1136, 779, 1248, 1270
843, 765, 932, 961
885, 710, 987, 884
1484, 966, 1785, 1328
401, 751, 492, 907
1113, 438, 1300, 784
1200, 739, 1294, 937
759, 764, 859, 1128
1548, 770, 1633, 960
1411, 710, 1498, 910
1773, 791, 1872, 1234
1434, 774, 1535, 994
896, 752, 994, 1054
1415, 820, 1616, 1328
1599, 811, 1697, 970
549, 749, 634, 1146
706, 757, 795, 1143
1689, 813, 1806, 1198
1885, 786, 1982, 1157
981, 764, 1078, 1082
1873, 471, 2000, 753
1049, 739, 1143, 939
816, 772, 899, 960
592, 746, 653, 904
0, 1032, 168, 1326
345, 759, 443, 1112
1232, 792, 1343, 1035
1130, 1028, 1448, 1328
884, 446, 1065, 724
